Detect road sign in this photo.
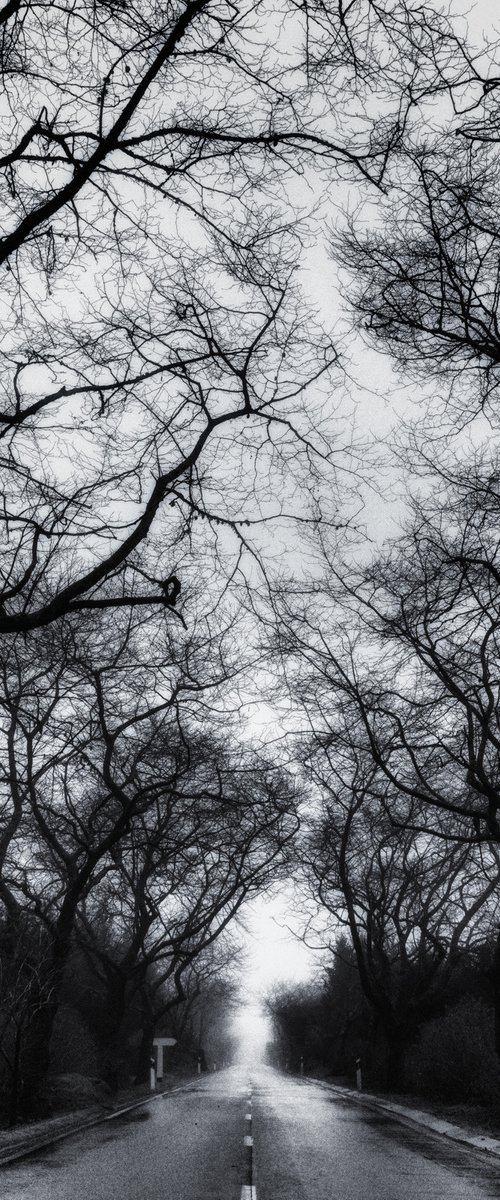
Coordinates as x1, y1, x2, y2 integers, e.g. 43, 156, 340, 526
153, 1037, 177, 1081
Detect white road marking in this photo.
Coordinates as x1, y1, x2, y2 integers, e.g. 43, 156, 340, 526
242, 1091, 255, 1200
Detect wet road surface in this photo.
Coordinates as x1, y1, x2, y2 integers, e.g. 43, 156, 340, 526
252, 1070, 500, 1200
1, 1065, 500, 1199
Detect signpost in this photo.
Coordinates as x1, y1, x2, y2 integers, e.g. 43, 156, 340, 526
153, 1036, 177, 1084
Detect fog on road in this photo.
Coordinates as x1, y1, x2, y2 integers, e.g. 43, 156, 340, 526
1, 1065, 500, 1200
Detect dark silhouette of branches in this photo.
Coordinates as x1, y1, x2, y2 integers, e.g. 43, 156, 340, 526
0, 0, 480, 627
300, 737, 500, 1087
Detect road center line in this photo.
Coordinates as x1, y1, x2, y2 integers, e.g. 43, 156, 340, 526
242, 1086, 255, 1199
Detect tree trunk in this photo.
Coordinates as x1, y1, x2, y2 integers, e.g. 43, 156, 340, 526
19, 992, 60, 1117
18, 900, 81, 1115
385, 1034, 406, 1092
8, 1025, 22, 1127
493, 925, 500, 1060
134, 1018, 156, 1086
99, 973, 129, 1091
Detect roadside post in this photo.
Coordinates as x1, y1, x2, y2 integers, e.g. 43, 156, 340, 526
356, 1058, 362, 1092
300, 1056, 304, 1076
197, 1056, 201, 1075
150, 1056, 156, 1092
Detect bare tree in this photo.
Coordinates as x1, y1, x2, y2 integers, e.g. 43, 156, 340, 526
0, 587, 297, 1110
76, 731, 297, 1086
333, 64, 500, 425
328, 461, 500, 843
301, 734, 500, 1088
0, 0, 480, 630
267, 451, 500, 1080
271, 448, 500, 842
0, 0, 491, 1121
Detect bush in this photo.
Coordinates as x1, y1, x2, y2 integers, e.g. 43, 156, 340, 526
406, 997, 500, 1103
42, 1074, 111, 1112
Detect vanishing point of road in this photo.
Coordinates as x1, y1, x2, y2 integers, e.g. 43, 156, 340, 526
1, 1065, 500, 1200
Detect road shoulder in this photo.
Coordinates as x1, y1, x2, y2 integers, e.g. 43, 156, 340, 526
0, 1075, 196, 1167
306, 1078, 500, 1160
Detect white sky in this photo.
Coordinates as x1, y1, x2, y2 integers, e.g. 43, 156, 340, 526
461, 0, 499, 34
242, 890, 323, 999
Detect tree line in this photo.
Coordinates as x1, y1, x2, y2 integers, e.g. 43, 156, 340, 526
263, 1, 500, 1100
0, 604, 298, 1121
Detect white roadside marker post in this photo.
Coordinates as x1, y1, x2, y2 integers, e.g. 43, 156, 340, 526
150, 1055, 156, 1092
356, 1058, 362, 1092
198, 1055, 201, 1075
300, 1056, 304, 1076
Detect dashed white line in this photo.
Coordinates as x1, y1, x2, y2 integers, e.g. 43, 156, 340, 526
242, 1086, 255, 1199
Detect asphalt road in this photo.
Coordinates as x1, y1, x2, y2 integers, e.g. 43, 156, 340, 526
1, 1065, 500, 1200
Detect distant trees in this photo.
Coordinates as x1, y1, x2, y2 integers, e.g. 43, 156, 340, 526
265, 981, 326, 1074
302, 744, 500, 1087
165, 948, 241, 1070
266, 936, 500, 1100
265, 943, 373, 1082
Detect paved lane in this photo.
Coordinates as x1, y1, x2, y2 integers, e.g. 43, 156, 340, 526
251, 1067, 500, 1200
2, 1065, 500, 1199
0, 1069, 250, 1200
